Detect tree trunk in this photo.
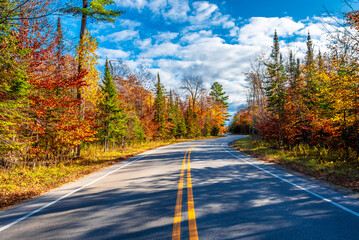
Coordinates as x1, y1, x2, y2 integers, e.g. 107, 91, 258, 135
76, 0, 88, 159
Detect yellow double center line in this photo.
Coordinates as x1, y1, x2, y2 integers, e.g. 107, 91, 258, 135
172, 142, 204, 240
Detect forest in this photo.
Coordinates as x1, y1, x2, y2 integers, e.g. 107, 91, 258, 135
229, 8, 359, 162
0, 0, 229, 167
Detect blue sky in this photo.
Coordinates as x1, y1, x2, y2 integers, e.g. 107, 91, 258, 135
63, 0, 351, 116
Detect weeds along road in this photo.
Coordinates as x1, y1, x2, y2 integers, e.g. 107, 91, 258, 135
1, 135, 359, 240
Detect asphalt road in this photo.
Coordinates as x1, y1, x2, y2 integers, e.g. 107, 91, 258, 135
1, 135, 359, 240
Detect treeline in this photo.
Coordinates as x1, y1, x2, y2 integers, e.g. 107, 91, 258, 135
0, 0, 228, 166
230, 10, 359, 160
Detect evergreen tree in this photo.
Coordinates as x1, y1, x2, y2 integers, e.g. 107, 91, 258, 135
61, 0, 124, 155
303, 32, 318, 112
168, 91, 187, 138
305, 32, 314, 66
154, 73, 168, 139
209, 82, 229, 107
98, 59, 126, 151
265, 30, 287, 147
265, 30, 286, 113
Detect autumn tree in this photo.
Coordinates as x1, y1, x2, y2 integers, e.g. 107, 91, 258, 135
61, 0, 124, 156
76, 30, 102, 112
0, 0, 30, 160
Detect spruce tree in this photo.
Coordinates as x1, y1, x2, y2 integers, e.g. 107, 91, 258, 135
168, 91, 187, 138
305, 32, 314, 67
265, 30, 287, 147
304, 32, 318, 112
154, 73, 167, 139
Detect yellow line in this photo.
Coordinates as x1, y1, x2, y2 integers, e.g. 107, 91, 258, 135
172, 142, 205, 240
187, 148, 199, 240
172, 149, 189, 240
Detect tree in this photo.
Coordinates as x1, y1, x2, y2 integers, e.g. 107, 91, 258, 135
209, 82, 229, 107
98, 59, 126, 151
168, 91, 187, 138
0, 0, 30, 160
265, 30, 287, 147
181, 75, 205, 110
153, 73, 169, 139
61, 0, 124, 155
76, 30, 102, 112
209, 82, 229, 135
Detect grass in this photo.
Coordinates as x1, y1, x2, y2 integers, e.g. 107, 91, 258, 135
231, 137, 359, 192
0, 137, 216, 209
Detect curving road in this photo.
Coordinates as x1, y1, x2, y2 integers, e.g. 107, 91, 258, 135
1, 135, 359, 239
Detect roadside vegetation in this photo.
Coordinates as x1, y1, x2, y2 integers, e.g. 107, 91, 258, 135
1, 137, 218, 209
0, 1, 229, 208
229, 5, 359, 191
231, 137, 359, 192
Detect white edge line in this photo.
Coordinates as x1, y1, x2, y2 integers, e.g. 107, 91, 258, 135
0, 149, 158, 232
222, 142, 359, 218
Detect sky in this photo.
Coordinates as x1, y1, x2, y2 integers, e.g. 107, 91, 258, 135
63, 0, 352, 117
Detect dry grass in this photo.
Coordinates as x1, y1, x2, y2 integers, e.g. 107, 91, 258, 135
231, 137, 359, 192
0, 137, 215, 209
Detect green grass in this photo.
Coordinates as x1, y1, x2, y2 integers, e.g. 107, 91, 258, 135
231, 137, 359, 192
0, 137, 216, 209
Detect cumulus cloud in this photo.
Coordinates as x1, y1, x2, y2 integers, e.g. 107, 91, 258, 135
154, 32, 179, 43
140, 42, 181, 58
115, 0, 190, 22
97, 47, 130, 59
95, 2, 338, 115
98, 30, 139, 42
239, 17, 305, 47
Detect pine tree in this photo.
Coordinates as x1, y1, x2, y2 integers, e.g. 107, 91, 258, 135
209, 82, 229, 135
98, 59, 126, 151
61, 0, 124, 155
209, 82, 229, 107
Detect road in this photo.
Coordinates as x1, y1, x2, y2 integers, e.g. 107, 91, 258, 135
1, 135, 359, 239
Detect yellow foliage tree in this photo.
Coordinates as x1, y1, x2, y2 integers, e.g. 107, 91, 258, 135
76, 30, 102, 112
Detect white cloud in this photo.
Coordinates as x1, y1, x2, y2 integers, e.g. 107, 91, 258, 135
154, 32, 179, 43
96, 2, 338, 112
115, 0, 190, 22
179, 30, 213, 43
136, 38, 152, 49
190, 1, 218, 23
186, 1, 238, 36
118, 19, 142, 29
239, 17, 305, 47
97, 47, 130, 59
115, 0, 148, 10
135, 16, 336, 111
98, 30, 139, 42
140, 42, 180, 58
